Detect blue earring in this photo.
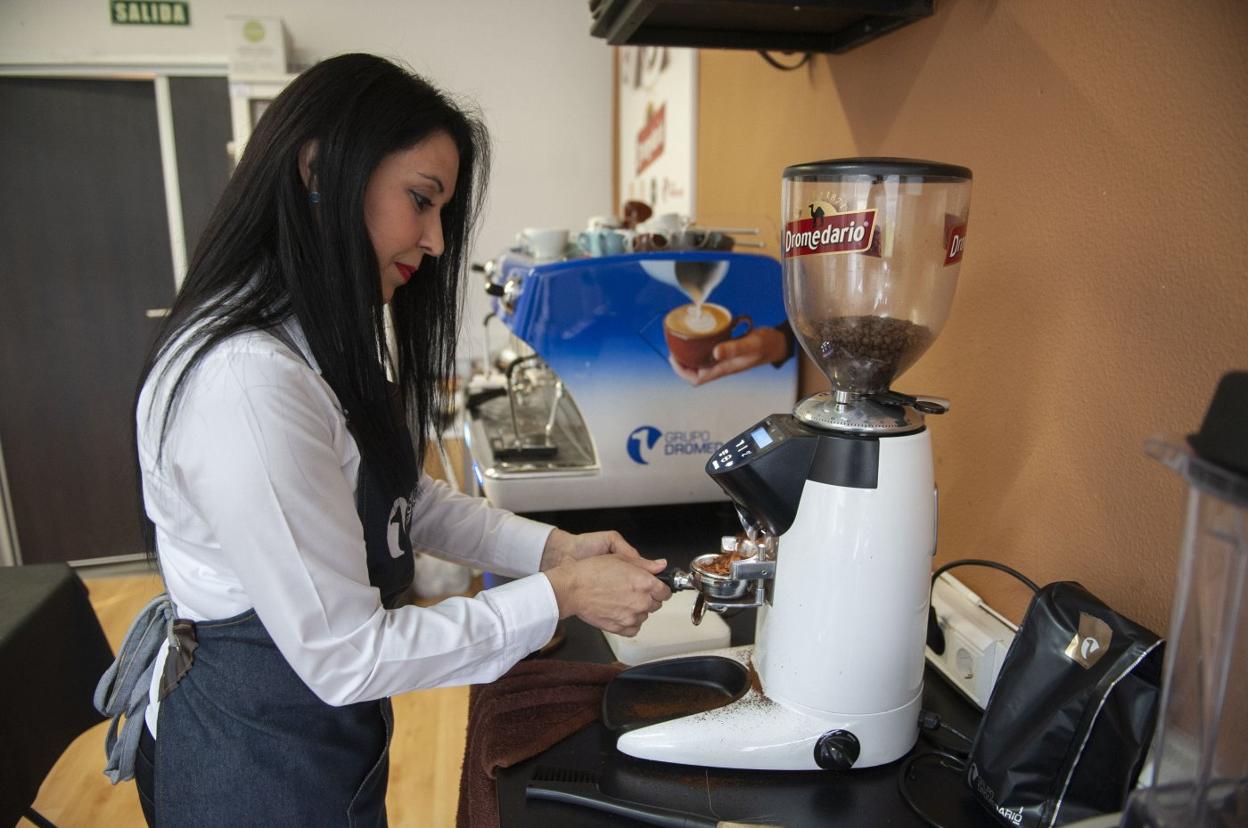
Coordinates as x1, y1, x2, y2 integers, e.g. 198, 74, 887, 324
309, 190, 321, 204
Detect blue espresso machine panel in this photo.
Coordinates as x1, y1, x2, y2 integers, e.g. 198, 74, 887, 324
469, 251, 797, 511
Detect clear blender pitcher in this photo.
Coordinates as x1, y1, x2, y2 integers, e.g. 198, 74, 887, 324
1123, 372, 1248, 827
782, 159, 972, 398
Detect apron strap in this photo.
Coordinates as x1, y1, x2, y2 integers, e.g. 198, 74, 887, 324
93, 593, 175, 784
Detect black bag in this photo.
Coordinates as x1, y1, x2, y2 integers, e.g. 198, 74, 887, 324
966, 581, 1164, 827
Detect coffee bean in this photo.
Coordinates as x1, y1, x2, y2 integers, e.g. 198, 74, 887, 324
800, 315, 932, 393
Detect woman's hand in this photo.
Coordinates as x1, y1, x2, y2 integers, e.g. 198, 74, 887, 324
539, 528, 671, 636
669, 326, 792, 387
539, 528, 660, 571
544, 555, 672, 637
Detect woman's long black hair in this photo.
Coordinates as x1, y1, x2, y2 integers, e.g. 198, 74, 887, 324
138, 54, 489, 550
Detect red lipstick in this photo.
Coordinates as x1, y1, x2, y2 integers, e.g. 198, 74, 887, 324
395, 263, 417, 284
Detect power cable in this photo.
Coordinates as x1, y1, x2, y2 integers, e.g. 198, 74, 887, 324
932, 557, 1040, 594
757, 51, 811, 71
897, 748, 968, 828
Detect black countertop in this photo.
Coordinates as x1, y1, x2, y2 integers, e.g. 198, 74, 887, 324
498, 503, 1000, 827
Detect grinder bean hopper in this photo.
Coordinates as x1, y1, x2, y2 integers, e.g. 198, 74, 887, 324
614, 159, 973, 770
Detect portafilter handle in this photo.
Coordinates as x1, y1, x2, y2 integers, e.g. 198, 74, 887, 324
656, 568, 694, 592
654, 568, 709, 625
473, 260, 505, 298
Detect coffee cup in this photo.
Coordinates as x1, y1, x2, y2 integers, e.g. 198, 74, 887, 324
587, 214, 622, 231
518, 227, 569, 261
669, 229, 734, 251
631, 232, 669, 252
663, 302, 753, 370
577, 229, 627, 257
641, 212, 687, 236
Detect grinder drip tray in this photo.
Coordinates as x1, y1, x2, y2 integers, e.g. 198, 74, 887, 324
602, 656, 749, 734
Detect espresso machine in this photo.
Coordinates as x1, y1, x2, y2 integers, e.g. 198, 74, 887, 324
464, 249, 797, 512
615, 159, 973, 770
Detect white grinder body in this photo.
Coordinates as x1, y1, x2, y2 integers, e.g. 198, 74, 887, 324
755, 427, 934, 765
616, 425, 936, 770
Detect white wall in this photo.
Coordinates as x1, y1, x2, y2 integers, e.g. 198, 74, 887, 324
0, 0, 614, 367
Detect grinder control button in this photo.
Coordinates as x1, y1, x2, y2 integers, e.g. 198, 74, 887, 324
813, 730, 860, 770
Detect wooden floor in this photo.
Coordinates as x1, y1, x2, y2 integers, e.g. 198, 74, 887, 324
25, 439, 476, 827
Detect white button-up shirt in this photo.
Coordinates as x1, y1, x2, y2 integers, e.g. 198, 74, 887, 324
138, 320, 558, 734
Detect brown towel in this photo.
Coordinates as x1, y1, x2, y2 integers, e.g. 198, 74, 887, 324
456, 659, 625, 828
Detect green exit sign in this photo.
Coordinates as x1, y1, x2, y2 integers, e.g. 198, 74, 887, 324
110, 1, 190, 25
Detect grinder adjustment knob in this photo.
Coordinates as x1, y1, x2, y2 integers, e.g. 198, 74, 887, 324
814, 729, 860, 770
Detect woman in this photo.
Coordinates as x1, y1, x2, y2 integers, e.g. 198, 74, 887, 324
126, 54, 670, 825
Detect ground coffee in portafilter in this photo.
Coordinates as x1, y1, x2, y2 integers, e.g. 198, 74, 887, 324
804, 315, 933, 392
700, 551, 746, 577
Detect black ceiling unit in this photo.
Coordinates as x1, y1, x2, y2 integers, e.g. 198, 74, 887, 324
588, 0, 934, 54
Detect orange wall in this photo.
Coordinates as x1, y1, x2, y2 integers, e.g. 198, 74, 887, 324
695, 0, 1248, 632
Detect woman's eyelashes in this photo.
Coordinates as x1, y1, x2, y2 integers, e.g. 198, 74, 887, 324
408, 190, 433, 212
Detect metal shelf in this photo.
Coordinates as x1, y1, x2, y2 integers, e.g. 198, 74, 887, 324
589, 0, 934, 55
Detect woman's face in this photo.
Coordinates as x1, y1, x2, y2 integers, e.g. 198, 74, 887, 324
363, 131, 460, 304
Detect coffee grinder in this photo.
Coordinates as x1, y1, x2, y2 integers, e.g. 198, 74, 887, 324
615, 159, 972, 770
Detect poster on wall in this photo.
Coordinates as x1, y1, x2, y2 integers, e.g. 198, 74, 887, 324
617, 46, 697, 219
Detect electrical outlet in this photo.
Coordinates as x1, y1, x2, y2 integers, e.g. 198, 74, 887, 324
926, 573, 1018, 709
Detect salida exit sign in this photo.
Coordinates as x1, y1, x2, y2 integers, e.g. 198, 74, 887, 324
110, 1, 190, 25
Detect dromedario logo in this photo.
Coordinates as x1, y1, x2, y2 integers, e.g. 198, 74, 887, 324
627, 425, 721, 465
626, 425, 662, 465
1064, 612, 1114, 669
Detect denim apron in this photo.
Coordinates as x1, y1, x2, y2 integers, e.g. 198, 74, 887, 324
152, 395, 418, 828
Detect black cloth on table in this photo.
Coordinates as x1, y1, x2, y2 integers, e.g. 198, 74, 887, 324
0, 563, 115, 825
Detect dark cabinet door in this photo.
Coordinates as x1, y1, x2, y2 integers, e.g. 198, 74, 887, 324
169, 76, 232, 260
0, 76, 227, 565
